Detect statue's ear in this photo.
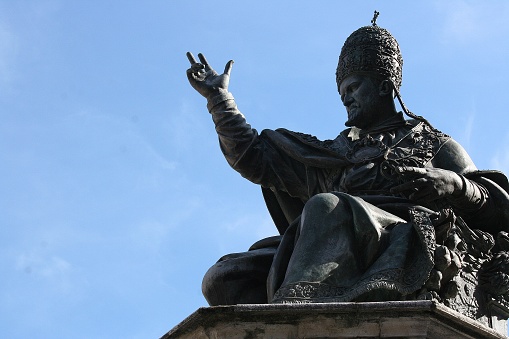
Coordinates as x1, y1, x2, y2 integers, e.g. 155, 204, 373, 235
379, 79, 393, 97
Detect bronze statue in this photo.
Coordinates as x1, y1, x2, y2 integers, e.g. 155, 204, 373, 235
186, 15, 509, 327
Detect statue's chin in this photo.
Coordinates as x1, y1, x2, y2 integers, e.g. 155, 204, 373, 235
344, 119, 358, 128
345, 113, 359, 127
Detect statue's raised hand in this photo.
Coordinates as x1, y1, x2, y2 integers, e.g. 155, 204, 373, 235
186, 52, 234, 99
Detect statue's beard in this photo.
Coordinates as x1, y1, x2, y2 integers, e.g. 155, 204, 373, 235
345, 108, 359, 127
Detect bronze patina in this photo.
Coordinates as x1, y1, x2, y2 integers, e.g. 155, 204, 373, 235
185, 12, 509, 329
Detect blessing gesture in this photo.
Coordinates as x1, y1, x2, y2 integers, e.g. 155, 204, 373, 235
186, 52, 234, 99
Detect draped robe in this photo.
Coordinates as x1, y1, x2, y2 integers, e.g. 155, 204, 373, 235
204, 97, 509, 304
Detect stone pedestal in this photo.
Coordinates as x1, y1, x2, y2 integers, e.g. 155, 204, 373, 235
162, 301, 508, 338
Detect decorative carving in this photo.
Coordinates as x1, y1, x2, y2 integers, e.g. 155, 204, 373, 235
346, 135, 389, 163
186, 11, 509, 334
336, 24, 403, 90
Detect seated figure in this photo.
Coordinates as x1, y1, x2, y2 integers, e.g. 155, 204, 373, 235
186, 17, 509, 326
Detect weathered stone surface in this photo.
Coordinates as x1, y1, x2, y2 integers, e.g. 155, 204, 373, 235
162, 301, 508, 338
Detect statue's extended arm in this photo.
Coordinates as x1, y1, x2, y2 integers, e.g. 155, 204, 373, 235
186, 53, 308, 194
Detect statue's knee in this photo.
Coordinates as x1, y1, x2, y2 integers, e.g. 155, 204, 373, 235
303, 193, 340, 217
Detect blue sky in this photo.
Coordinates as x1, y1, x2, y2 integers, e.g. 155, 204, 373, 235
2, 1, 509, 338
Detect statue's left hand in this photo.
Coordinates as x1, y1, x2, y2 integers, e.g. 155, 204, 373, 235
390, 167, 464, 203
186, 52, 234, 99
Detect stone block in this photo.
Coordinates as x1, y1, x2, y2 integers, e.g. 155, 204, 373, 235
162, 301, 508, 338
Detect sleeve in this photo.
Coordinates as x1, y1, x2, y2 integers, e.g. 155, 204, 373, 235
433, 138, 509, 233
207, 92, 310, 199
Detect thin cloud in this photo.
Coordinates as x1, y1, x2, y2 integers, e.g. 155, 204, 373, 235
491, 147, 509, 175
0, 1, 62, 88
63, 109, 178, 173
436, 1, 509, 44
255, 216, 279, 239
214, 212, 278, 253
16, 251, 73, 293
129, 221, 170, 252
0, 22, 18, 86
459, 109, 475, 152
169, 99, 215, 154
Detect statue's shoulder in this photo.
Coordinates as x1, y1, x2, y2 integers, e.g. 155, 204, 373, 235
275, 128, 323, 144
406, 119, 450, 140
272, 128, 350, 150
386, 119, 452, 168
399, 119, 451, 153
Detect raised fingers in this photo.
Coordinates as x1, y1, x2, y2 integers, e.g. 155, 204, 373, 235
224, 60, 234, 76
186, 52, 198, 65
187, 51, 205, 76
198, 53, 212, 71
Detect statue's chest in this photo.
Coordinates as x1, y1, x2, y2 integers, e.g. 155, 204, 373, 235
325, 123, 447, 193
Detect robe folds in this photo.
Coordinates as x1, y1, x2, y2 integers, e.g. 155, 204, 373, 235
206, 97, 509, 304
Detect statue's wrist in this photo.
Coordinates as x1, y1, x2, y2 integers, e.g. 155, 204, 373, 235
206, 88, 228, 99
447, 175, 483, 208
207, 91, 234, 112
451, 174, 466, 198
